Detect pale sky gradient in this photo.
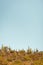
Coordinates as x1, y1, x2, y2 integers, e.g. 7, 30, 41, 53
0, 0, 43, 50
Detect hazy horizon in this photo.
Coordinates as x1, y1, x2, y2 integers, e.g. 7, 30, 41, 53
0, 0, 43, 51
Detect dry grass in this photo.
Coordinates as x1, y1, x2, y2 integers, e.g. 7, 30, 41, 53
0, 46, 43, 65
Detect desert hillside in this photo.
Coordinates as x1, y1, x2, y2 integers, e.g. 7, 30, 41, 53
0, 46, 43, 65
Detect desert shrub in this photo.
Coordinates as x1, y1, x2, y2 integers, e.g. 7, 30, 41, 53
7, 56, 12, 62
0, 56, 8, 65
10, 60, 22, 65
23, 55, 31, 61
33, 58, 43, 65
18, 49, 25, 55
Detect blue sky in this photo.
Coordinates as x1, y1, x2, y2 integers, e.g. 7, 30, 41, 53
0, 0, 43, 50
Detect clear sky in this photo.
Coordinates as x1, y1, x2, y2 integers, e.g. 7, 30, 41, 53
0, 0, 43, 51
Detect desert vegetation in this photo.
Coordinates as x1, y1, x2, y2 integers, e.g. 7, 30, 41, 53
0, 45, 43, 65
